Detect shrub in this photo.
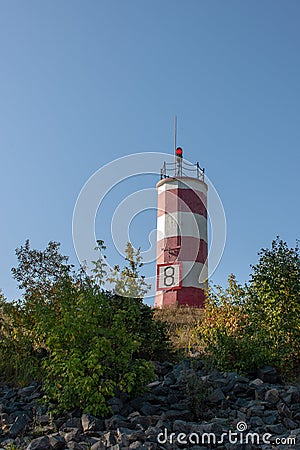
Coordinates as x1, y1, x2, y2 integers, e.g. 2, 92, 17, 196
195, 289, 272, 373
194, 239, 300, 378
2, 240, 163, 416
246, 237, 300, 377
193, 275, 272, 372
25, 280, 156, 416
0, 296, 42, 385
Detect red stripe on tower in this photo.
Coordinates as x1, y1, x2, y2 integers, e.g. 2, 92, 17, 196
155, 148, 208, 308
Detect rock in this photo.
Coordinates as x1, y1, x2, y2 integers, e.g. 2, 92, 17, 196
90, 441, 106, 450
233, 382, 252, 397
152, 386, 169, 397
165, 409, 191, 420
173, 420, 190, 433
18, 385, 37, 397
249, 378, 264, 387
27, 436, 50, 450
38, 414, 51, 426
287, 386, 300, 403
48, 433, 66, 450
107, 398, 124, 414
254, 385, 267, 401
27, 392, 42, 401
3, 389, 16, 400
277, 401, 292, 419
128, 442, 147, 449
105, 415, 130, 430
257, 366, 279, 383
207, 388, 225, 404
81, 413, 104, 433
246, 400, 265, 417
147, 381, 161, 389
250, 415, 264, 427
266, 423, 287, 434
265, 388, 280, 404
0, 359, 300, 450
263, 411, 279, 425
283, 417, 298, 429
118, 427, 145, 443
64, 429, 81, 442
102, 430, 117, 446
144, 425, 163, 442
67, 442, 84, 450
61, 417, 83, 433
140, 403, 158, 416
9, 414, 27, 437
130, 415, 152, 430
234, 397, 248, 408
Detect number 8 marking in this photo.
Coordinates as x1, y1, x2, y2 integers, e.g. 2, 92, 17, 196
164, 266, 175, 287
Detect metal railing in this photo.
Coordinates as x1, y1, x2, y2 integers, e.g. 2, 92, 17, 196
160, 159, 205, 182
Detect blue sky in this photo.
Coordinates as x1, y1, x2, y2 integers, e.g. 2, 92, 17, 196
1, 1, 299, 303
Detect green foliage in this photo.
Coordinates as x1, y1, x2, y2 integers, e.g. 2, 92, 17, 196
194, 275, 269, 372
11, 240, 72, 296
108, 242, 151, 298
0, 294, 43, 384
101, 294, 172, 362
91, 240, 108, 287
39, 282, 155, 416
1, 240, 163, 416
246, 237, 300, 376
194, 239, 300, 378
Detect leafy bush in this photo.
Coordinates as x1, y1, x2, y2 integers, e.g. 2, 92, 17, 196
246, 237, 300, 376
38, 281, 155, 416
196, 304, 269, 372
194, 239, 300, 378
0, 293, 44, 385
194, 275, 272, 372
0, 240, 170, 416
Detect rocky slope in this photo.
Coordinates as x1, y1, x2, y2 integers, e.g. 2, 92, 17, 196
0, 360, 300, 450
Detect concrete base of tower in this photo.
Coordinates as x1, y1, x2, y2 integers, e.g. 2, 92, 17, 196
154, 286, 206, 308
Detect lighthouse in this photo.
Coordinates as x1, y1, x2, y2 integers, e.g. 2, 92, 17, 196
155, 147, 208, 308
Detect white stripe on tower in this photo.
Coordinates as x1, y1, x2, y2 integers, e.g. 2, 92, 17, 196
157, 212, 207, 241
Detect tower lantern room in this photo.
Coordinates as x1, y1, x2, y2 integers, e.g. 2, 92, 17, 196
155, 147, 208, 308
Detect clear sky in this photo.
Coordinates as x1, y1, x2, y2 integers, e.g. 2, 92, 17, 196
1, 0, 299, 304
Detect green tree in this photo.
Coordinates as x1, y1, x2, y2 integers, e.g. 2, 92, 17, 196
11, 240, 73, 297
109, 242, 150, 298
91, 240, 108, 287
246, 237, 300, 374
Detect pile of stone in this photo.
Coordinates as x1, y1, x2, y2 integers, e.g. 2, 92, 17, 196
0, 360, 300, 450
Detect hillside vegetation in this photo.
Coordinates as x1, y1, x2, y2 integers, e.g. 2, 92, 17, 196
0, 237, 299, 418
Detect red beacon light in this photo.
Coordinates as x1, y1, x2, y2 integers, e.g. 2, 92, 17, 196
176, 147, 183, 158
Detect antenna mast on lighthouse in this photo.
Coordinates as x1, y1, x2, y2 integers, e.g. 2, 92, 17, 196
174, 116, 183, 176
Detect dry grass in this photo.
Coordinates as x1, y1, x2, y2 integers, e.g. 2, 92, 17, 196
154, 305, 204, 355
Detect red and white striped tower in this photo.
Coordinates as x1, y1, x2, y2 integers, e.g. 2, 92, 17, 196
155, 147, 208, 308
